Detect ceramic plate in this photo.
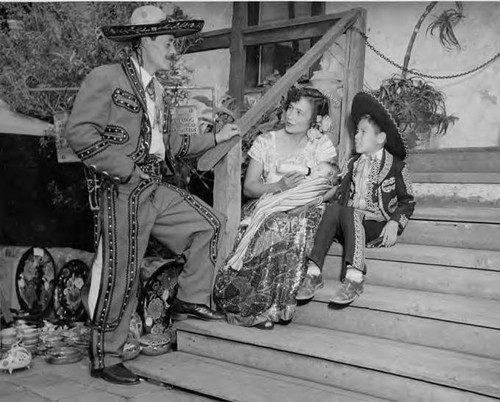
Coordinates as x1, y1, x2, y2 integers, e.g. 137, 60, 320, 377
138, 261, 182, 335
15, 247, 56, 317
53, 260, 89, 322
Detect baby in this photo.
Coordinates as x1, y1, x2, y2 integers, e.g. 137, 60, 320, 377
278, 160, 339, 184
309, 161, 340, 185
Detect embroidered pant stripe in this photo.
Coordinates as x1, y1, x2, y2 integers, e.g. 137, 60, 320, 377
352, 209, 366, 271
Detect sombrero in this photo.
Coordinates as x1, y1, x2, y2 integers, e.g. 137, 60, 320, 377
101, 5, 204, 42
351, 91, 408, 160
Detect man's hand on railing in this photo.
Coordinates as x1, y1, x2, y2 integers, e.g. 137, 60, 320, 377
215, 123, 241, 144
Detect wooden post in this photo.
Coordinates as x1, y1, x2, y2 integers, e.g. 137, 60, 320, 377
338, 8, 366, 167
213, 2, 247, 260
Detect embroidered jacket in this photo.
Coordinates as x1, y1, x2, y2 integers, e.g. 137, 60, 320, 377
336, 149, 416, 234
66, 57, 216, 182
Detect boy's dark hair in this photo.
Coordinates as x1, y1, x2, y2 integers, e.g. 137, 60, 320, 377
285, 87, 329, 124
358, 114, 382, 133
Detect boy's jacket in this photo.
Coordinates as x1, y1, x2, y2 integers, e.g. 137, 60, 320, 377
336, 149, 416, 233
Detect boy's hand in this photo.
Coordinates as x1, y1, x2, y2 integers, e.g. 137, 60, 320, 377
380, 220, 398, 247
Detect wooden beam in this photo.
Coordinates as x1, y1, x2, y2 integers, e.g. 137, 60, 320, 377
242, 10, 353, 46
338, 9, 366, 167
186, 10, 355, 53
187, 28, 231, 53
198, 8, 361, 172
212, 2, 247, 262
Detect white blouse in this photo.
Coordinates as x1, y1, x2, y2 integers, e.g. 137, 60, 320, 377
248, 131, 337, 184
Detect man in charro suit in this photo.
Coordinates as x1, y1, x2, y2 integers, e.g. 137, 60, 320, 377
296, 92, 416, 305
66, 5, 240, 384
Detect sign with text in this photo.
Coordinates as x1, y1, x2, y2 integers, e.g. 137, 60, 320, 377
171, 105, 199, 137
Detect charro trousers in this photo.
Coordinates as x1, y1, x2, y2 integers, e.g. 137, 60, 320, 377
83, 177, 225, 369
308, 204, 385, 278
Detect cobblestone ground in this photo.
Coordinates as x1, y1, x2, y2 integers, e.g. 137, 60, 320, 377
0, 355, 209, 402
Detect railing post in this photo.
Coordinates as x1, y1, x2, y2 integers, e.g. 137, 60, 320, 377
213, 2, 247, 261
339, 8, 366, 167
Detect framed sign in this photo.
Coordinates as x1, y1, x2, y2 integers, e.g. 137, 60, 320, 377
164, 86, 215, 138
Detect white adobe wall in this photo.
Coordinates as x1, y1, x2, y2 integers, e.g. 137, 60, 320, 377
325, 2, 500, 148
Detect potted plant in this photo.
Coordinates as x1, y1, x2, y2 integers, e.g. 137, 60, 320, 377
371, 2, 463, 149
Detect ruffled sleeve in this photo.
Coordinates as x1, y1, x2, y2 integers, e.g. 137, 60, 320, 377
314, 135, 337, 163
247, 132, 271, 164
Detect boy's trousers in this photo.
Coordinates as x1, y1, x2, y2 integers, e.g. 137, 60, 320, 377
309, 204, 386, 277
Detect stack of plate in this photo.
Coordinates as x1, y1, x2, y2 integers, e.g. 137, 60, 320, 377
18, 326, 39, 354
45, 346, 82, 365
0, 328, 18, 355
62, 325, 90, 352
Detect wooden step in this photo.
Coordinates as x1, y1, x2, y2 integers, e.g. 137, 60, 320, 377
127, 352, 387, 402
294, 298, 500, 359
327, 243, 500, 271
414, 205, 500, 224
177, 321, 500, 401
407, 147, 500, 173
413, 183, 500, 207
398, 220, 500, 251
411, 172, 500, 184
314, 281, 500, 329
295, 280, 500, 358
323, 255, 500, 299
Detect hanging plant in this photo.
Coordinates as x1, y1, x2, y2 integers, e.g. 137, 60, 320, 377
372, 2, 463, 149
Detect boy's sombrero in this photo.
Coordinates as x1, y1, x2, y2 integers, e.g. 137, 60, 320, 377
351, 91, 408, 160
101, 5, 204, 42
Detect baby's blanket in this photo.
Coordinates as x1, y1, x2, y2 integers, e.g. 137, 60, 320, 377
227, 177, 332, 271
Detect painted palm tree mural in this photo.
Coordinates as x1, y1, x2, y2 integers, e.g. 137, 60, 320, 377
375, 2, 464, 149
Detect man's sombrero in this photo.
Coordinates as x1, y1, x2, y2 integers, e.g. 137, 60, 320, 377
351, 91, 408, 160
101, 5, 204, 42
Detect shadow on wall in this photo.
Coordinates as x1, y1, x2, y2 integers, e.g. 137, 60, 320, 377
0, 134, 93, 251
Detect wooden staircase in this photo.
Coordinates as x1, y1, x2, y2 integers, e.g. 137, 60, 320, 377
129, 148, 500, 401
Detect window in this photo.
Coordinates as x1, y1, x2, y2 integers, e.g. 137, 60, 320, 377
245, 2, 325, 89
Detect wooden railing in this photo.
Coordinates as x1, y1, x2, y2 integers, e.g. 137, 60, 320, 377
199, 7, 366, 259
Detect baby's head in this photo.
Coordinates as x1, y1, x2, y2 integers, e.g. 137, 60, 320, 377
309, 162, 340, 185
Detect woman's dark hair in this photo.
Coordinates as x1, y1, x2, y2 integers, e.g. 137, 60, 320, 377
284, 86, 329, 124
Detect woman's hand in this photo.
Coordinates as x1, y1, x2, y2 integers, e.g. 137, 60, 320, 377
278, 172, 305, 191
216, 123, 240, 143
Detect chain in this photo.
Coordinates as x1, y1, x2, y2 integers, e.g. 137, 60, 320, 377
351, 27, 500, 80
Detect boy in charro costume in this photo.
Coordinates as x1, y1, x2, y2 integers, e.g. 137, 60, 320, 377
66, 6, 240, 384
296, 92, 416, 304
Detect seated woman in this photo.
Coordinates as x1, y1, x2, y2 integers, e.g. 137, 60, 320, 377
214, 86, 338, 330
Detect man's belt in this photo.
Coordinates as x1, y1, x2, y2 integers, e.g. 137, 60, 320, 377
137, 154, 163, 181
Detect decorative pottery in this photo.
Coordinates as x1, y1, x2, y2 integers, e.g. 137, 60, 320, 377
122, 339, 141, 361
138, 261, 182, 335
45, 346, 82, 364
0, 342, 32, 373
53, 260, 89, 322
15, 247, 56, 317
129, 312, 143, 340
139, 333, 171, 356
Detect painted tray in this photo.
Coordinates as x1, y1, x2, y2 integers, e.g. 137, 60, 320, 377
15, 247, 56, 317
138, 261, 182, 335
53, 260, 89, 322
